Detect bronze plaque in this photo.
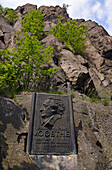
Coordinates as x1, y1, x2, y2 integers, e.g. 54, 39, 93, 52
28, 93, 76, 155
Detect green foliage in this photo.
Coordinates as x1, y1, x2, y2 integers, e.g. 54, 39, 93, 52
0, 9, 56, 96
102, 99, 109, 106
90, 97, 98, 103
72, 93, 76, 98
20, 8, 44, 38
3, 8, 18, 24
0, 4, 4, 16
0, 49, 17, 95
90, 95, 109, 106
101, 69, 108, 75
50, 18, 88, 55
48, 90, 64, 95
0, 4, 18, 24
0, 34, 55, 94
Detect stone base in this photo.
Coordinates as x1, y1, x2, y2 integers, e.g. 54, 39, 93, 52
31, 155, 77, 170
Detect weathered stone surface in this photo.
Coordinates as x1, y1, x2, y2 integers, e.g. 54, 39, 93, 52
41, 34, 65, 50
1, 94, 112, 169
84, 20, 111, 54
0, 16, 16, 49
32, 155, 77, 170
73, 99, 112, 170
0, 96, 38, 170
39, 5, 69, 23
0, 24, 14, 33
16, 3, 37, 15
0, 16, 10, 25
59, 49, 89, 90
13, 19, 22, 31
89, 68, 111, 99
0, 3, 112, 169
0, 3, 112, 98
84, 38, 104, 69
0, 40, 6, 49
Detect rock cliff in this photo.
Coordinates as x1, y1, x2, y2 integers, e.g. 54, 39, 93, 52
0, 3, 112, 99
0, 3, 112, 170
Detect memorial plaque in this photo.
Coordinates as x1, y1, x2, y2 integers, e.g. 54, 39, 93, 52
28, 92, 76, 155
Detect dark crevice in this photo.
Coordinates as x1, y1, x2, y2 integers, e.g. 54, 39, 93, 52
102, 49, 112, 60
0, 36, 5, 44
82, 62, 89, 69
16, 132, 28, 152
56, 81, 63, 86
96, 140, 103, 149
20, 8, 24, 14
75, 121, 82, 154
53, 56, 59, 66
100, 59, 105, 67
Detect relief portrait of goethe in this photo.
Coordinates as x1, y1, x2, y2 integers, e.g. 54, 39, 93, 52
40, 97, 65, 129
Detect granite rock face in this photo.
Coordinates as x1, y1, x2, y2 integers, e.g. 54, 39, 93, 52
0, 4, 112, 169
0, 4, 112, 99
73, 99, 112, 170
0, 94, 112, 170
0, 96, 38, 170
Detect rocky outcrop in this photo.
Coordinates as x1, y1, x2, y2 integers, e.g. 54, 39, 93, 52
0, 4, 112, 169
0, 16, 15, 49
40, 7, 112, 98
39, 5, 69, 23
73, 99, 112, 170
0, 3, 112, 98
0, 94, 112, 169
0, 96, 39, 170
16, 3, 37, 15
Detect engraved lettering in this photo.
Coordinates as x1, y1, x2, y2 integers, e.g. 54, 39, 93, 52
45, 130, 50, 137
66, 131, 70, 137
56, 131, 59, 137
38, 130, 43, 137
51, 131, 55, 137
60, 131, 65, 137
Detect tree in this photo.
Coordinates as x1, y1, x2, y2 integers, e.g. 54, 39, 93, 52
50, 18, 88, 55
0, 4, 4, 16
20, 8, 44, 38
0, 9, 56, 95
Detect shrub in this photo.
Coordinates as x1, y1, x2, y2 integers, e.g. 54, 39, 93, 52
0, 9, 56, 96
50, 17, 88, 55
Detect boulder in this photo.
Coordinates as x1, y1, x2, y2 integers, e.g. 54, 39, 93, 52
89, 68, 111, 99
0, 16, 10, 25
0, 96, 38, 170
59, 49, 90, 90
0, 17, 16, 49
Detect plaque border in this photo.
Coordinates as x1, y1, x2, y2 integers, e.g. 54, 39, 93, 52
27, 92, 76, 155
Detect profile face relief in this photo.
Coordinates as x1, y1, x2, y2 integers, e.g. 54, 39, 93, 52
40, 98, 65, 129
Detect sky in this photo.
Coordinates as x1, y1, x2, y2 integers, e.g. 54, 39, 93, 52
0, 0, 112, 35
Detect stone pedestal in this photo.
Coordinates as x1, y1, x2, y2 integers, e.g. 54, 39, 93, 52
31, 155, 77, 170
